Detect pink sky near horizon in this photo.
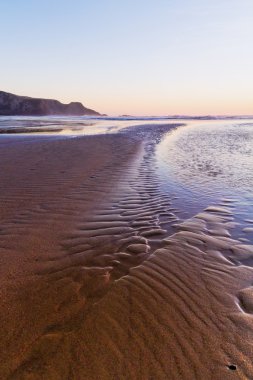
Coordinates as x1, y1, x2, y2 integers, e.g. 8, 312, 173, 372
1, 0, 252, 116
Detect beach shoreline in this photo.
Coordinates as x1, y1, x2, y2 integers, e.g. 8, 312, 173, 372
0, 124, 253, 379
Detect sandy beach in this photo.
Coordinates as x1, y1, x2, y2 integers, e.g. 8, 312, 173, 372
1, 124, 253, 379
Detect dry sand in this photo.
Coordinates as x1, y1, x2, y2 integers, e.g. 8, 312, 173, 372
0, 126, 253, 379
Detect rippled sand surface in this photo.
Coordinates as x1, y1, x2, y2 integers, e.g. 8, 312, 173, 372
0, 122, 253, 379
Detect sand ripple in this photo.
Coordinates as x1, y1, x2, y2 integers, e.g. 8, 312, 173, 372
0, 125, 253, 379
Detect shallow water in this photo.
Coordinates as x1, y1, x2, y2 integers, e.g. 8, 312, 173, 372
0, 115, 186, 135
156, 120, 253, 243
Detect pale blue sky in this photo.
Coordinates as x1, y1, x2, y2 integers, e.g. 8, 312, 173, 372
0, 0, 252, 115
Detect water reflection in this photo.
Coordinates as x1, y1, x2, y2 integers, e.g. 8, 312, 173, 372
156, 120, 253, 242
0, 116, 185, 136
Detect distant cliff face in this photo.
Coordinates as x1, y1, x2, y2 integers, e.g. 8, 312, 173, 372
0, 91, 100, 116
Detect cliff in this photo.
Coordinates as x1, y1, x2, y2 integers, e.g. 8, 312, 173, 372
0, 91, 100, 116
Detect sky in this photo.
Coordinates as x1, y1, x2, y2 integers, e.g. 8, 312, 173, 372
0, 0, 252, 116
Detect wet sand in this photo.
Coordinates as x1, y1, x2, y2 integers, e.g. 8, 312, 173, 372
0, 125, 253, 379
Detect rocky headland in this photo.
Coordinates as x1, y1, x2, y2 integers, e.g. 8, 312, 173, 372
0, 91, 100, 116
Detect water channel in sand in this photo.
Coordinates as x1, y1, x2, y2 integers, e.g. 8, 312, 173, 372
156, 120, 253, 243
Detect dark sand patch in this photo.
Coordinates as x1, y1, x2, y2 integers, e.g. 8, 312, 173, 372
0, 127, 64, 134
